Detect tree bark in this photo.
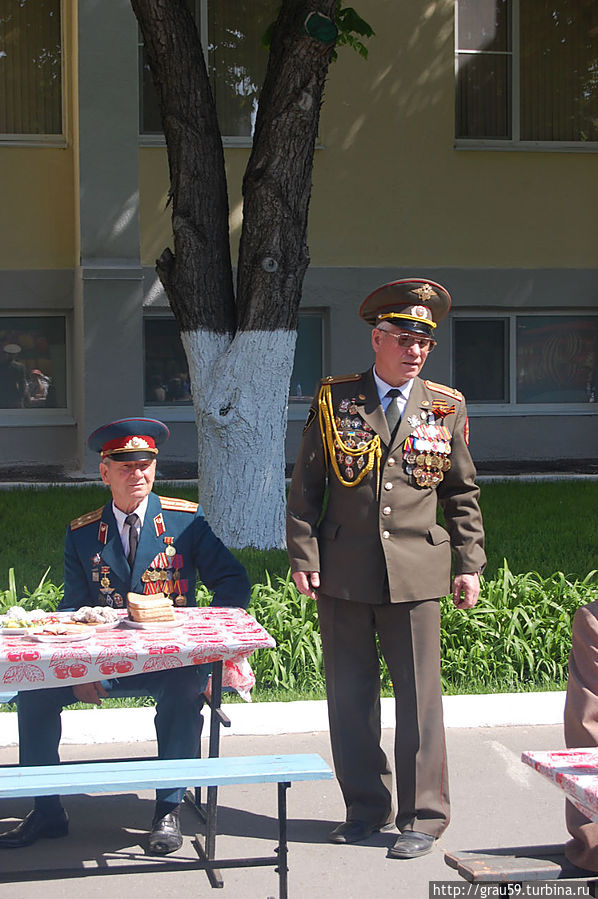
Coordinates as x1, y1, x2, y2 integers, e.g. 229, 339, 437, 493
130, 0, 338, 547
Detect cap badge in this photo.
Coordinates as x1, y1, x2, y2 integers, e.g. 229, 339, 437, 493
413, 306, 428, 319
125, 437, 149, 450
414, 284, 435, 302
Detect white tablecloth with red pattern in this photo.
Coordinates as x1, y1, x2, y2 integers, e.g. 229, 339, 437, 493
0, 607, 275, 701
522, 748, 598, 822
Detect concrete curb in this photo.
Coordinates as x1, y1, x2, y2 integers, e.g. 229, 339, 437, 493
0, 691, 566, 747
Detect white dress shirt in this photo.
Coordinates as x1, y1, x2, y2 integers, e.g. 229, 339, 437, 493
112, 496, 149, 559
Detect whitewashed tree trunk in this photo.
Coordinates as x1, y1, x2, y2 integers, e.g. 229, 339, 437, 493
182, 328, 297, 548
132, 0, 342, 549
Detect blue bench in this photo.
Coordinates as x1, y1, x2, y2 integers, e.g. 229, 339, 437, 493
0, 753, 333, 897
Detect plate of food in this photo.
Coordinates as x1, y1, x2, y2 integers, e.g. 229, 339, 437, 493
122, 593, 182, 629
0, 607, 61, 635
30, 624, 93, 643
64, 606, 123, 631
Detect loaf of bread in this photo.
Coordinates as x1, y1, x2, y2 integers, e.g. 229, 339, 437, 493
127, 592, 175, 622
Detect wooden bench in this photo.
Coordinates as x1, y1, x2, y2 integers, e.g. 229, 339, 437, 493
445, 845, 598, 894
0, 752, 333, 897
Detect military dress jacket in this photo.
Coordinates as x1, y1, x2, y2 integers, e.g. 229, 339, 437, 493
59, 492, 250, 612
286, 369, 486, 604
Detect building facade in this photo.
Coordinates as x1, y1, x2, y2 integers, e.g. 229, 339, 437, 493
0, 0, 596, 478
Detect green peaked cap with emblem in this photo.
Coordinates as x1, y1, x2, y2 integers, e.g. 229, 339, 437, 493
359, 278, 451, 338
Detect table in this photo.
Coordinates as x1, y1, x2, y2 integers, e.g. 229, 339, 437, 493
0, 606, 275, 699
522, 748, 598, 822
0, 606, 276, 886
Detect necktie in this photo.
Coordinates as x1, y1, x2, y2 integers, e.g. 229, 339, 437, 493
125, 513, 139, 568
385, 388, 402, 437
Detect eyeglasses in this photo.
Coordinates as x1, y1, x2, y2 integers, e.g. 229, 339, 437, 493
377, 329, 436, 352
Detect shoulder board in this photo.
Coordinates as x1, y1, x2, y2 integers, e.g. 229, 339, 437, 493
158, 496, 199, 514
70, 506, 103, 531
424, 380, 464, 402
321, 373, 362, 386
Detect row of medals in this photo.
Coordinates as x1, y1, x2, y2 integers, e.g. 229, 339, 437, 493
97, 542, 183, 606
335, 402, 371, 481
404, 410, 451, 488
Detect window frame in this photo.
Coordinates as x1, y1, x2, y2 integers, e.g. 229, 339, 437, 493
0, 0, 67, 147
454, 0, 598, 153
0, 310, 72, 426
451, 309, 598, 414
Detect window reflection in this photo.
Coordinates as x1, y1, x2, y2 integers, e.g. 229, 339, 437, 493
517, 316, 597, 403
144, 319, 191, 405
0, 316, 66, 409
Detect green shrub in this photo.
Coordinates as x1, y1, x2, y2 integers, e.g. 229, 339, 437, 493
2, 561, 597, 699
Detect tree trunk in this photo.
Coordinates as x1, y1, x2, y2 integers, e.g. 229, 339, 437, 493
182, 328, 296, 547
131, 0, 337, 548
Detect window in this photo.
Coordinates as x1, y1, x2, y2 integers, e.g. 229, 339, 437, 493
0, 316, 66, 408
144, 318, 191, 405
453, 313, 597, 406
454, 318, 509, 402
289, 312, 324, 402
456, 0, 598, 146
144, 311, 324, 407
0, 0, 62, 137
140, 0, 278, 139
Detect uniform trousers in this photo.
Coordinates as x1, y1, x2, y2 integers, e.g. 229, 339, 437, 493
17, 663, 209, 816
317, 593, 450, 837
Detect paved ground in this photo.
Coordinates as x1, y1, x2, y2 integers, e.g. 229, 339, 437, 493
0, 723, 577, 899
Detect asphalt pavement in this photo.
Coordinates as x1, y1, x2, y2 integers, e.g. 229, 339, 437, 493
0, 717, 575, 899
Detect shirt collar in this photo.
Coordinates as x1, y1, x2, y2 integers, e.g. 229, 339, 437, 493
112, 495, 149, 533
372, 366, 414, 404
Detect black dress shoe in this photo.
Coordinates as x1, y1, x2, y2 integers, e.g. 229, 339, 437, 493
148, 808, 182, 855
0, 809, 69, 849
329, 819, 383, 844
388, 830, 435, 859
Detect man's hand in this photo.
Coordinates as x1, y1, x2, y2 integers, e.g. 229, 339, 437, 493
292, 571, 320, 600
452, 572, 480, 610
72, 682, 108, 706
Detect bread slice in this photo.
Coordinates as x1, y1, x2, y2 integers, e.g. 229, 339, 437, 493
127, 592, 175, 622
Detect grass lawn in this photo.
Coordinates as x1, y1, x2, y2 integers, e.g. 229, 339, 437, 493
1, 479, 596, 596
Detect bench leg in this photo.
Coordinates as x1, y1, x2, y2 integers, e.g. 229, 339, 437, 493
276, 782, 290, 899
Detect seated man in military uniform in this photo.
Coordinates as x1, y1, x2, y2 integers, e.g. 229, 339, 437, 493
0, 418, 250, 855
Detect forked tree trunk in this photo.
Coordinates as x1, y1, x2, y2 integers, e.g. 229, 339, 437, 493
131, 0, 337, 547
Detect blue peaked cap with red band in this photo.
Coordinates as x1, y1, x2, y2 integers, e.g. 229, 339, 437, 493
88, 418, 170, 461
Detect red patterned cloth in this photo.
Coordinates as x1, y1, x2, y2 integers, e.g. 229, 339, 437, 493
0, 607, 275, 703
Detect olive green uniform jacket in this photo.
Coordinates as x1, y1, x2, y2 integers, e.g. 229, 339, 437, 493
286, 369, 486, 600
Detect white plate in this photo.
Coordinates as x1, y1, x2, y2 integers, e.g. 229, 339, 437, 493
0, 626, 32, 636
95, 619, 122, 632
30, 630, 93, 643
121, 618, 183, 630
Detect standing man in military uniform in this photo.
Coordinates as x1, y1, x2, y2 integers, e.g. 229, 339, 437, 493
286, 280, 486, 859
0, 418, 250, 855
